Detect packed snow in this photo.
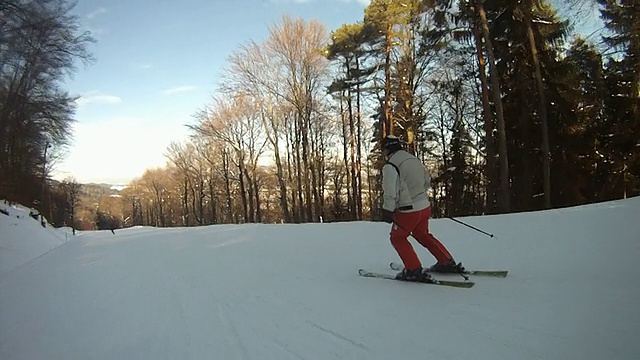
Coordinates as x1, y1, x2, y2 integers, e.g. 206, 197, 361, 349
1, 197, 639, 359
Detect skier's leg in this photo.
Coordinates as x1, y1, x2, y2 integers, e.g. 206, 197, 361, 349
390, 211, 422, 270
411, 207, 453, 263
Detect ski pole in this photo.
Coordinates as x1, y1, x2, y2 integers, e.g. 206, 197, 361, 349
447, 217, 494, 238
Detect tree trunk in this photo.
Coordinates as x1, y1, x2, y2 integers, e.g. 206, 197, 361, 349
305, 103, 320, 222
222, 149, 233, 223
182, 177, 189, 226
254, 176, 262, 223
366, 160, 375, 219
152, 181, 165, 227
273, 138, 290, 222
293, 116, 305, 222
311, 115, 322, 221
471, 5, 497, 213
355, 58, 364, 220
198, 178, 206, 225
300, 109, 313, 222
478, 1, 511, 212
319, 129, 326, 221
190, 184, 199, 224
346, 86, 358, 218
384, 22, 393, 136
208, 173, 217, 224
243, 166, 255, 222
260, 107, 290, 222
340, 92, 353, 217
525, 17, 551, 209
238, 159, 249, 223
285, 120, 299, 223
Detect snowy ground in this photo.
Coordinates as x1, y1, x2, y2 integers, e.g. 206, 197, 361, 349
1, 198, 639, 359
0, 200, 74, 275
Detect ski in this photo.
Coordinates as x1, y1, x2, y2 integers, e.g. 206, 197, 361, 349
358, 269, 475, 288
389, 262, 508, 278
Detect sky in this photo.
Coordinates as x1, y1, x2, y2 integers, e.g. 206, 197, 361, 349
51, 0, 603, 185
1, 196, 639, 358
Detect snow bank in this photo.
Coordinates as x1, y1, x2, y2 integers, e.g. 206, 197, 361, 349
0, 200, 74, 276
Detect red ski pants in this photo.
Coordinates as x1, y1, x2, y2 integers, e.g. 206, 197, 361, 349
390, 206, 453, 271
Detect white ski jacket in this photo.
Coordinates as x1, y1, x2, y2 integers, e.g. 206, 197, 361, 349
382, 150, 431, 213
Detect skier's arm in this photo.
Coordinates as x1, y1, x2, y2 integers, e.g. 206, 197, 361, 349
382, 164, 399, 211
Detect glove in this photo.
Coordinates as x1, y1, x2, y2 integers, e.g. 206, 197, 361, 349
382, 209, 394, 224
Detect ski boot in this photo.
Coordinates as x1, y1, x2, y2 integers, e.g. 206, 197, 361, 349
395, 267, 432, 281
428, 259, 465, 274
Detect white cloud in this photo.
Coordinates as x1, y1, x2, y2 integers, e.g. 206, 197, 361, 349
86, 7, 107, 19
162, 85, 197, 95
76, 91, 123, 106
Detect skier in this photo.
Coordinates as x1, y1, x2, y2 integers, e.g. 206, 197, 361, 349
380, 135, 464, 280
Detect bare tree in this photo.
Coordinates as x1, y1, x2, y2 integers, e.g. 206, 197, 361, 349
225, 37, 292, 222
60, 177, 81, 233
166, 141, 195, 226
224, 16, 330, 222
138, 168, 171, 227
262, 17, 330, 221
192, 95, 267, 223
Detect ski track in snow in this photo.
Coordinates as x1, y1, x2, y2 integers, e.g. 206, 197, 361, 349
216, 301, 249, 359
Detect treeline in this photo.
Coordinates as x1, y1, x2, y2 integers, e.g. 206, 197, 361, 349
111, 0, 638, 227
0, 0, 93, 221
2, 0, 638, 228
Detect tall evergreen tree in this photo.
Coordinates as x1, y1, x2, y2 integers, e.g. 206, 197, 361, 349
597, 0, 640, 199
486, 0, 570, 210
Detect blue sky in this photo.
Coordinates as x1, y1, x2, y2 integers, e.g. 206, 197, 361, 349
52, 0, 602, 185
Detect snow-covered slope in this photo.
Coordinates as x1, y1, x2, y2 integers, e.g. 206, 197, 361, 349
1, 197, 639, 359
0, 200, 73, 275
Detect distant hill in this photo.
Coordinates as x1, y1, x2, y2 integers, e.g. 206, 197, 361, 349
81, 183, 123, 197
84, 183, 126, 191
73, 183, 124, 229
